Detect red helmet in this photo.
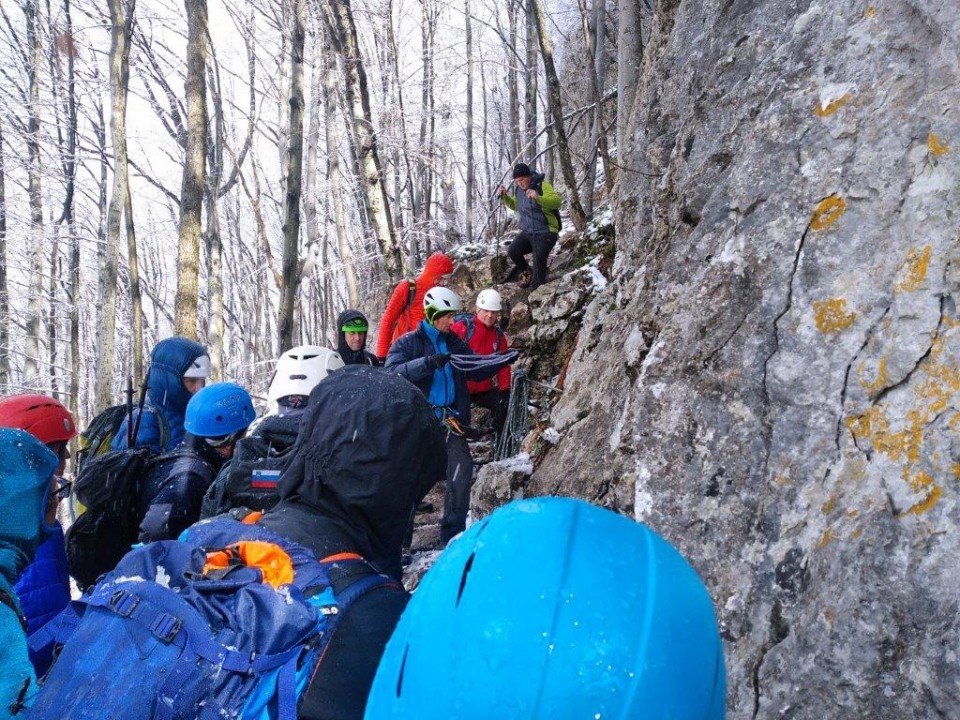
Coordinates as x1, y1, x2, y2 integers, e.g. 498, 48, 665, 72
0, 394, 77, 444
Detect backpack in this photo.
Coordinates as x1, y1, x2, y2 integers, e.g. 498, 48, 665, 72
66, 446, 211, 590
531, 177, 562, 233
201, 416, 300, 518
30, 518, 402, 720
75, 403, 169, 475
454, 312, 506, 351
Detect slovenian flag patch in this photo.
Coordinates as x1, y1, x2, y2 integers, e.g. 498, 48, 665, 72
251, 469, 282, 489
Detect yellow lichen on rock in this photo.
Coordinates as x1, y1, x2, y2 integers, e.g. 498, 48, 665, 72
928, 132, 949, 157
864, 6, 876, 18
902, 469, 942, 515
814, 94, 852, 117
857, 357, 889, 397
810, 195, 847, 229
894, 245, 932, 294
816, 528, 836, 549
813, 298, 856, 333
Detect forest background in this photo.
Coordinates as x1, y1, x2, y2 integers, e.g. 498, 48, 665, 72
0, 0, 638, 424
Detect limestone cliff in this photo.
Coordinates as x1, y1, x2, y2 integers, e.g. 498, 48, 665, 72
531, 1, 959, 716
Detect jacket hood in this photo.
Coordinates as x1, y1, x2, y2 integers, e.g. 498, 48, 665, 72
419, 253, 454, 285
0, 428, 58, 585
336, 309, 370, 362
274, 366, 446, 569
147, 336, 208, 414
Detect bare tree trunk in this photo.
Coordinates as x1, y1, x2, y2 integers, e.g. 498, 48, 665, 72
531, 0, 587, 230
616, 0, 644, 159
417, 0, 437, 256
322, 0, 401, 280
24, 0, 44, 382
507, 0, 520, 162
175, 0, 209, 340
303, 28, 322, 315
0, 119, 8, 388
125, 188, 144, 380
523, 0, 538, 158
322, 30, 360, 307
464, 0, 474, 243
97, 0, 135, 407
205, 57, 226, 379
278, 0, 306, 353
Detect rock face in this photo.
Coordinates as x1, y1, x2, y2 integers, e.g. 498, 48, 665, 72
532, 1, 960, 717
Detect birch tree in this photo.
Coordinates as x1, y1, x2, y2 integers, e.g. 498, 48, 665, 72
23, 0, 44, 381
0, 118, 7, 388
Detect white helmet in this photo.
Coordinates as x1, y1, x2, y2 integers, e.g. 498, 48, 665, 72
476, 289, 502, 312
183, 354, 212, 379
423, 286, 463, 323
267, 346, 345, 402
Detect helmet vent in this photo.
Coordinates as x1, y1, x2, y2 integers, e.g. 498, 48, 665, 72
395, 645, 409, 697
455, 552, 476, 607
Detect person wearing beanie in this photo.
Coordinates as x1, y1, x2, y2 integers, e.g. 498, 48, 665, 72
336, 309, 380, 367
496, 162, 563, 290
374, 252, 455, 361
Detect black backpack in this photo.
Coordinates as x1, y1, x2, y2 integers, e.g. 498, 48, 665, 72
67, 443, 208, 590
201, 415, 301, 518
66, 447, 155, 590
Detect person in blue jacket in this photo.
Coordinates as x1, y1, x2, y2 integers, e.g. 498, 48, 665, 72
0, 427, 59, 717
0, 394, 77, 679
386, 286, 516, 543
111, 336, 211, 453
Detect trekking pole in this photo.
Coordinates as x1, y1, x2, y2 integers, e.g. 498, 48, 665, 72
125, 376, 135, 446
130, 380, 148, 446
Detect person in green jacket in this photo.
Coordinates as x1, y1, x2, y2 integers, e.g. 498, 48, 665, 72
497, 162, 562, 290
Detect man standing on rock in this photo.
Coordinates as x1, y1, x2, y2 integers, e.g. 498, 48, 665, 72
497, 163, 562, 291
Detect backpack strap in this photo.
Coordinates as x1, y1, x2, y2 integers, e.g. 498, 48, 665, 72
318, 554, 404, 629
406, 279, 416, 310
27, 602, 84, 660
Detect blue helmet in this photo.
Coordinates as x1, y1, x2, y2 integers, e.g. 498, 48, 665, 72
184, 383, 256, 439
365, 497, 726, 720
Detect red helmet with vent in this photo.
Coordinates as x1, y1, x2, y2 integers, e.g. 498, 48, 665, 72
0, 394, 77, 444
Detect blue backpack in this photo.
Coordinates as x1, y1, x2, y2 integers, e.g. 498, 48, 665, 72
28, 518, 401, 720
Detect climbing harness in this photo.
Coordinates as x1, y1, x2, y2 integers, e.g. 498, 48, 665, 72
495, 370, 531, 461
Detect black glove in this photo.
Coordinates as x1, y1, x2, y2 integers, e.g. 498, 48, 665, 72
429, 353, 451, 369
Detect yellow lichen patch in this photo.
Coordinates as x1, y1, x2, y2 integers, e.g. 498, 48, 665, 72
864, 6, 876, 18
846, 406, 886, 443
928, 132, 949, 157
894, 245, 932, 294
822, 608, 837, 624
774, 474, 791, 487
813, 298, 856, 333
950, 413, 960, 431
810, 195, 847, 230
905, 486, 942, 515
902, 469, 942, 515
850, 526, 863, 540
951, 463, 960, 479
857, 357, 890, 397
816, 528, 836, 549
822, 495, 838, 514
844, 509, 860, 519
814, 94, 852, 117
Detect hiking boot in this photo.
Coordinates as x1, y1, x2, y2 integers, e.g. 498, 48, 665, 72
503, 265, 525, 283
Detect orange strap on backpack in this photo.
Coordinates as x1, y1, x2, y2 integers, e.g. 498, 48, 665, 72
203, 541, 294, 589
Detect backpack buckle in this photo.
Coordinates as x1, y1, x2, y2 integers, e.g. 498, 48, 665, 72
109, 591, 139, 617
150, 614, 183, 643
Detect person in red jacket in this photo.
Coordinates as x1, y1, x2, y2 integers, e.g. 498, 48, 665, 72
375, 252, 454, 361
451, 288, 511, 438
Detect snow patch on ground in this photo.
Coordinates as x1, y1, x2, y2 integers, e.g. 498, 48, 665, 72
155, 567, 171, 589
541, 427, 560, 445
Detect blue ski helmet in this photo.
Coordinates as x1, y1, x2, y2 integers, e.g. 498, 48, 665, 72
184, 383, 256, 439
365, 497, 727, 720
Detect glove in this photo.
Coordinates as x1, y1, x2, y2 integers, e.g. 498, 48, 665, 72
429, 353, 451, 369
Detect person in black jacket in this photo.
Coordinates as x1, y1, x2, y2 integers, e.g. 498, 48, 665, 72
138, 383, 255, 543
386, 286, 516, 544
336, 309, 380, 366
256, 366, 446, 720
